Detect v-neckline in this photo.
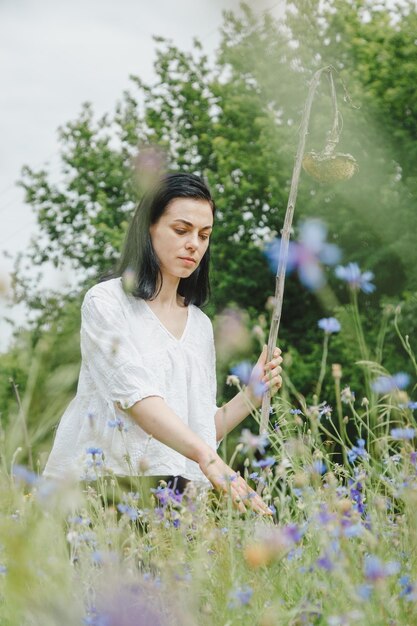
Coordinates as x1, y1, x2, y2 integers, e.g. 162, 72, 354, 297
142, 299, 191, 343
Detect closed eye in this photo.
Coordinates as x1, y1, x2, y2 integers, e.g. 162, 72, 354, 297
174, 229, 210, 241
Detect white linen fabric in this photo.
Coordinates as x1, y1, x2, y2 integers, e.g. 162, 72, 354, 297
43, 277, 219, 484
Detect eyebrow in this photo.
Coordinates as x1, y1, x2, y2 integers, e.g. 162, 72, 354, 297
172, 219, 213, 230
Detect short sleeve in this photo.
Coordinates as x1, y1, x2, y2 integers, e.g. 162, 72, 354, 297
80, 290, 164, 409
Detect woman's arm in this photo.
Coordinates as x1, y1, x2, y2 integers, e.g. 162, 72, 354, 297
214, 346, 283, 442
126, 396, 272, 515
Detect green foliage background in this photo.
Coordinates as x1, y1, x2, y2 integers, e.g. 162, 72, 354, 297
2, 0, 417, 463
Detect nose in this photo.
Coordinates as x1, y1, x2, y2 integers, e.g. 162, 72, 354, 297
185, 232, 199, 251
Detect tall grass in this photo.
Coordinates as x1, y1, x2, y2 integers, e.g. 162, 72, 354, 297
1, 292, 417, 625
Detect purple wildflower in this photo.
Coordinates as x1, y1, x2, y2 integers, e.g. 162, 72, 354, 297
316, 505, 335, 525
335, 262, 375, 293
230, 361, 252, 385
316, 553, 334, 571
107, 416, 128, 432
357, 584, 373, 600
264, 219, 341, 291
117, 503, 140, 522
84, 584, 166, 626
230, 361, 267, 398
319, 404, 332, 419
318, 317, 341, 334
252, 456, 276, 469
390, 427, 416, 441
151, 485, 183, 505
372, 372, 410, 394
364, 555, 400, 581
347, 439, 368, 464
12, 465, 38, 486
349, 479, 365, 514
86, 447, 103, 457
399, 575, 416, 598
310, 460, 327, 475
284, 524, 304, 543
228, 585, 253, 608
399, 401, 417, 410
238, 428, 269, 454
342, 521, 363, 538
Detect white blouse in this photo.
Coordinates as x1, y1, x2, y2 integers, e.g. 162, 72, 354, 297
43, 277, 219, 484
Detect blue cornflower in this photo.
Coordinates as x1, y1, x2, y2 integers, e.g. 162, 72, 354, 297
318, 404, 332, 419
151, 485, 183, 505
364, 555, 400, 581
252, 456, 276, 469
238, 429, 269, 454
290, 408, 302, 415
230, 361, 267, 398
372, 372, 410, 394
228, 585, 253, 608
399, 574, 415, 598
335, 262, 375, 293
316, 553, 334, 571
342, 522, 363, 538
117, 503, 140, 521
316, 505, 335, 525
284, 524, 304, 543
347, 439, 368, 464
399, 401, 417, 410
12, 465, 38, 486
230, 361, 252, 385
349, 480, 365, 514
310, 460, 327, 475
390, 427, 416, 441
264, 219, 341, 291
86, 447, 103, 457
318, 317, 341, 334
357, 584, 373, 600
107, 416, 128, 432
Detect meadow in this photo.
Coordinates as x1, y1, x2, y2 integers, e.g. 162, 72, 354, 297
2, 3, 417, 623
1, 265, 416, 626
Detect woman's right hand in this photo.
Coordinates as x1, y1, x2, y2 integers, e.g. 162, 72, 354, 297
199, 452, 272, 516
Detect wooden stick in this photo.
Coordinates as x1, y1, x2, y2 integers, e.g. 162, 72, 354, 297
259, 66, 333, 433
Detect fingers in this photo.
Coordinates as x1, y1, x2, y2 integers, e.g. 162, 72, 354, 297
265, 348, 283, 370
261, 347, 283, 393
209, 460, 272, 516
230, 476, 273, 516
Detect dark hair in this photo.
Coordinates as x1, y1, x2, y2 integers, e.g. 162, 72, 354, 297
107, 172, 215, 307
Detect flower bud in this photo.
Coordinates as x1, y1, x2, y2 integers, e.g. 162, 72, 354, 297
332, 363, 342, 379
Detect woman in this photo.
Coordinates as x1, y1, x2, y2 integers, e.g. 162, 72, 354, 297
44, 172, 282, 514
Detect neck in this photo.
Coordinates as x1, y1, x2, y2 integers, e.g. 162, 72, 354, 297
151, 273, 183, 309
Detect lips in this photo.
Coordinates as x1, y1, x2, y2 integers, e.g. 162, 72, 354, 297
179, 257, 196, 264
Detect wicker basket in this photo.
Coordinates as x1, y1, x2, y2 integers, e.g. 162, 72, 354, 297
302, 151, 359, 183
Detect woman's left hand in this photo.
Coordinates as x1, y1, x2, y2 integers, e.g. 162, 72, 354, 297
248, 345, 283, 405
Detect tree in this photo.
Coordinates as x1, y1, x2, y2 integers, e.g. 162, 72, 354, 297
8, 0, 417, 441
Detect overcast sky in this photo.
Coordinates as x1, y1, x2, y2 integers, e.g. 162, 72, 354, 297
0, 0, 285, 351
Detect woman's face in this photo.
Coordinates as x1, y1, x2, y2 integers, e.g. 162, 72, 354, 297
149, 197, 213, 280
